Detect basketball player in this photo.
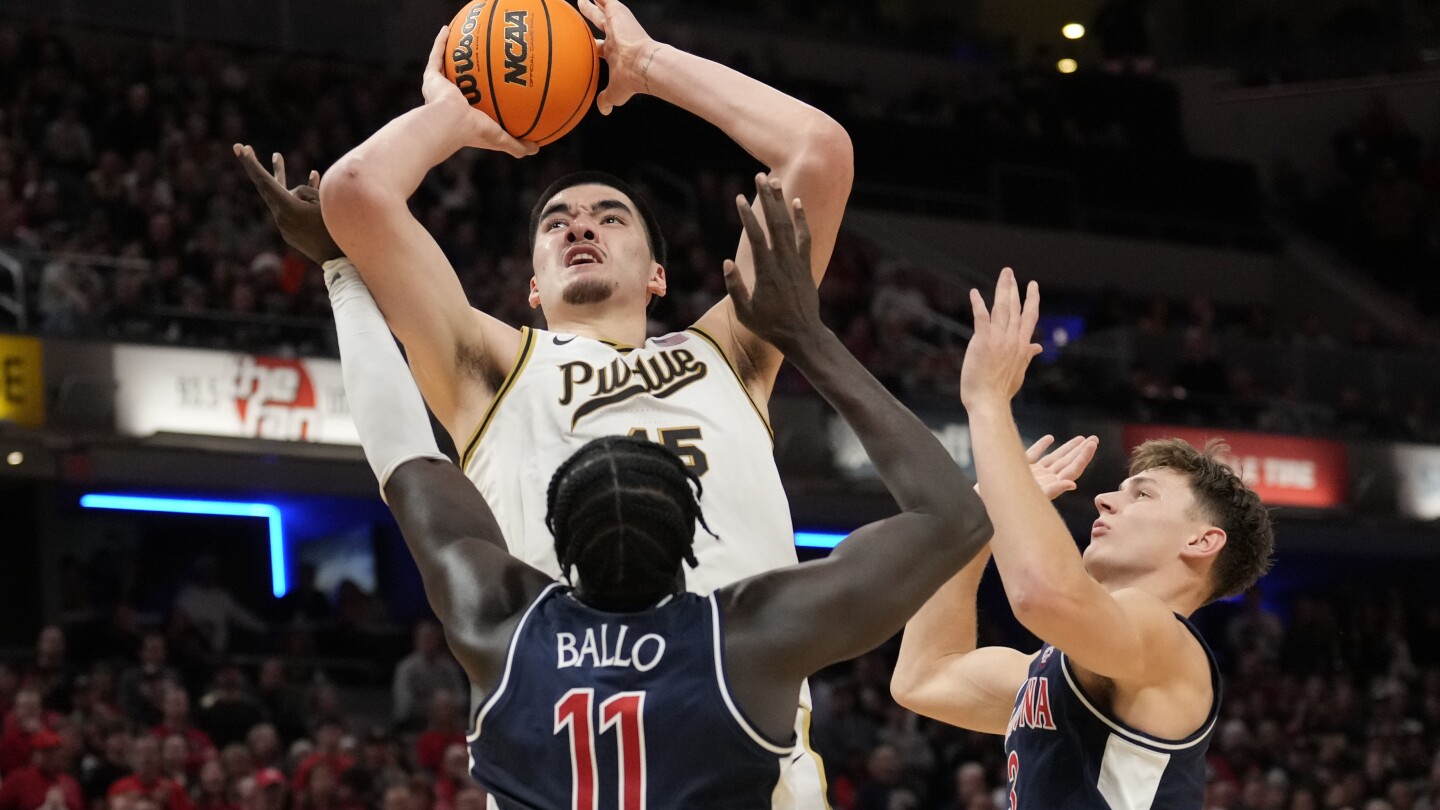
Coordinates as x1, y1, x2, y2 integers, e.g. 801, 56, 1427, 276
243, 1, 850, 800
331, 181, 996, 806
890, 269, 1276, 809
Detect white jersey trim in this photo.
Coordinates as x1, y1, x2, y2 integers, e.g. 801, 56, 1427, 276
468, 582, 563, 742
707, 593, 796, 756
1058, 654, 1218, 752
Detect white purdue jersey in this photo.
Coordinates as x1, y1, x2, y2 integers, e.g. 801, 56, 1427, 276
462, 325, 798, 593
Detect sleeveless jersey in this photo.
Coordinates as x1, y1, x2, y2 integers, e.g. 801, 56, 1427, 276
468, 583, 794, 809
463, 326, 797, 594
1002, 616, 1220, 810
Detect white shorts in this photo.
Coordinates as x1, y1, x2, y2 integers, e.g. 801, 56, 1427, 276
770, 705, 830, 810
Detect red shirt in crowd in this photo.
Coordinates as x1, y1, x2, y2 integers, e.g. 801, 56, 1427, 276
108, 775, 195, 810
150, 725, 216, 773
290, 753, 354, 793
0, 712, 63, 777
0, 765, 83, 810
414, 732, 465, 774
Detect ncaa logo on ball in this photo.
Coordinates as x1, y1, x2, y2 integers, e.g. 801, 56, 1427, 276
503, 10, 531, 87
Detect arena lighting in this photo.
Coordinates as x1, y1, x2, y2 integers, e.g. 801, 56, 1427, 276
1062, 23, 1086, 40
5, 451, 21, 466
795, 531, 847, 549
79, 494, 288, 598
1057, 58, 1079, 74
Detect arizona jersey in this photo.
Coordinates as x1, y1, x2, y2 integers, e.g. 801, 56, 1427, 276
1002, 616, 1220, 809
463, 326, 796, 594
469, 583, 794, 809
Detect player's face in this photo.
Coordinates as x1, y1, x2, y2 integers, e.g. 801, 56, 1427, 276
529, 184, 666, 315
1083, 467, 1212, 584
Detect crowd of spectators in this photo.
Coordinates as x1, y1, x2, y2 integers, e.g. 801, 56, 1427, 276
0, 18, 1434, 442
5, 556, 1440, 810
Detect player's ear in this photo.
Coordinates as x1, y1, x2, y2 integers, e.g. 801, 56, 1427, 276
647, 263, 666, 298
528, 276, 542, 310
1183, 526, 1226, 561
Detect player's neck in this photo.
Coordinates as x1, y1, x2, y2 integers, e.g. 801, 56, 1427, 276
545, 307, 649, 348
1098, 568, 1206, 618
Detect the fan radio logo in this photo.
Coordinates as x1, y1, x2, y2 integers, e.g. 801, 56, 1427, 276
233, 356, 319, 441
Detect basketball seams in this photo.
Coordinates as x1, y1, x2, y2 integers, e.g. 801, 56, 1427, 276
515, 0, 554, 140
484, 0, 509, 134
533, 22, 597, 145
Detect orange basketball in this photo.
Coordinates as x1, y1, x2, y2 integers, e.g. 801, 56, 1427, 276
443, 0, 599, 146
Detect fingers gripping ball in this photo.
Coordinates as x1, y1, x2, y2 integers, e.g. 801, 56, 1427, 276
444, 0, 599, 146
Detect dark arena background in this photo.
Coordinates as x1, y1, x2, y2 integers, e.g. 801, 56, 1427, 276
2, 0, 1440, 807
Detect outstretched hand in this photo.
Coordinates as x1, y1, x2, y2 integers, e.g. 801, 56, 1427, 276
960, 267, 1042, 409
577, 0, 661, 115
721, 173, 823, 353
234, 144, 342, 265
1025, 434, 1099, 500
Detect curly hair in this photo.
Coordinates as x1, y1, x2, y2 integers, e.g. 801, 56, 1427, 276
1129, 438, 1275, 603
545, 436, 713, 611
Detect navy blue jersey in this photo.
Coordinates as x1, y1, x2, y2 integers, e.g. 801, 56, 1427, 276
468, 584, 795, 809
1002, 615, 1220, 810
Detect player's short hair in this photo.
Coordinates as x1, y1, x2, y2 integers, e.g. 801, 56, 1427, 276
528, 171, 668, 269
545, 436, 711, 611
1129, 438, 1274, 604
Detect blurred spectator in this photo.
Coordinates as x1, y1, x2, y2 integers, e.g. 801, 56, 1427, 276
172, 558, 267, 655
23, 627, 77, 714
350, 730, 405, 808
108, 735, 193, 810
389, 624, 465, 733
197, 667, 264, 749
0, 730, 82, 810
244, 725, 283, 774
1, 688, 61, 776
254, 663, 306, 746
150, 686, 215, 776
291, 721, 351, 795
159, 735, 189, 790
412, 692, 464, 776
78, 726, 131, 804
275, 565, 331, 627
430, 746, 469, 810
119, 634, 182, 727
192, 760, 237, 810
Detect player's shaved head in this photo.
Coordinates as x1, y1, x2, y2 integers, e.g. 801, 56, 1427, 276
545, 436, 711, 611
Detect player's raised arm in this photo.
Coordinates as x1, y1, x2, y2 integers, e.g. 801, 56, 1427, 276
326, 247, 550, 698
316, 27, 538, 442
958, 271, 1199, 687
714, 178, 990, 714
577, 0, 853, 394
890, 435, 1096, 735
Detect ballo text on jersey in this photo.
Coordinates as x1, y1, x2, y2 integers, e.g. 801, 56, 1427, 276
1006, 676, 1058, 737
556, 625, 667, 672
557, 349, 708, 428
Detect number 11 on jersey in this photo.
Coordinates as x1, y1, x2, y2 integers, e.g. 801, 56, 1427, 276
555, 689, 648, 810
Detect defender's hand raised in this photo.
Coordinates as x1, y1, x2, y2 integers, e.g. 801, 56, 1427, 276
722, 173, 824, 353
234, 144, 342, 265
960, 268, 1042, 409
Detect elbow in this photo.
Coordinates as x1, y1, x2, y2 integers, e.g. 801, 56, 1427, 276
789, 118, 854, 193
889, 668, 924, 712
320, 157, 397, 227
1007, 578, 1079, 637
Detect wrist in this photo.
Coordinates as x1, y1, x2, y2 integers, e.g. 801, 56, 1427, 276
768, 321, 831, 357
962, 395, 1012, 422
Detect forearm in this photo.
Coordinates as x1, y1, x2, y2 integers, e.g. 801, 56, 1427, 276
327, 259, 450, 492
789, 330, 977, 515
894, 549, 990, 688
327, 103, 471, 207
646, 46, 846, 174
966, 401, 1088, 606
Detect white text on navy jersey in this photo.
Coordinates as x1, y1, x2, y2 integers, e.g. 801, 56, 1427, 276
556, 624, 667, 672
